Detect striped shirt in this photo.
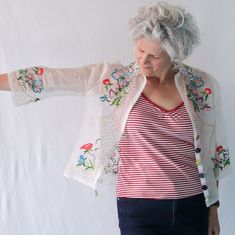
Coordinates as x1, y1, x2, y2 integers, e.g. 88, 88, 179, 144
116, 93, 203, 199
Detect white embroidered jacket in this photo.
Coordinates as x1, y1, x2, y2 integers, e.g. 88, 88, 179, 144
7, 61, 232, 207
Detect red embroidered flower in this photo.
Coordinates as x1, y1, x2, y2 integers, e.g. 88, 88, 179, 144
103, 79, 111, 85
80, 143, 93, 150
37, 68, 44, 75
205, 88, 212, 94
216, 145, 223, 152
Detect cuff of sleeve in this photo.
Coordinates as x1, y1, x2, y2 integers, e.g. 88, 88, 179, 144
7, 71, 41, 106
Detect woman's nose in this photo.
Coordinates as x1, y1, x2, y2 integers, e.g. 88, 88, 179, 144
142, 54, 151, 65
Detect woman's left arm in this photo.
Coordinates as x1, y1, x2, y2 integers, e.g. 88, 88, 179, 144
208, 206, 220, 235
207, 75, 232, 235
211, 77, 232, 181
208, 181, 220, 235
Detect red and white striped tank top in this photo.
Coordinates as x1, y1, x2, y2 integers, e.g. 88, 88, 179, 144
116, 93, 203, 199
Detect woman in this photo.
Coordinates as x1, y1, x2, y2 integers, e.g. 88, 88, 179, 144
0, 1, 231, 235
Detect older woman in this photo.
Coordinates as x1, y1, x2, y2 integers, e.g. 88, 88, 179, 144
115, 2, 223, 235
0, 1, 231, 235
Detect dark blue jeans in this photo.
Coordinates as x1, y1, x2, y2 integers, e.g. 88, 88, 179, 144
117, 193, 209, 235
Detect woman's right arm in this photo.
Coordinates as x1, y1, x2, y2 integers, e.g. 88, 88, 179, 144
0, 73, 10, 90
1, 63, 112, 106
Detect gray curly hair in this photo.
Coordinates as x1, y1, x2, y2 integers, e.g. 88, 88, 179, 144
129, 1, 200, 63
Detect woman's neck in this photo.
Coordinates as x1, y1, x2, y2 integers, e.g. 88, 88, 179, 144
146, 67, 179, 86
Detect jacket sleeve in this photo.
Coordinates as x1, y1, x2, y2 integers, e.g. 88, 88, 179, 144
212, 77, 232, 180
7, 63, 109, 106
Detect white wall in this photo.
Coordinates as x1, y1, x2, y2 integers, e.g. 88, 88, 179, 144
0, 0, 234, 234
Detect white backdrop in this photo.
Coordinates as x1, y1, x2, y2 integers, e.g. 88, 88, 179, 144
0, 0, 234, 235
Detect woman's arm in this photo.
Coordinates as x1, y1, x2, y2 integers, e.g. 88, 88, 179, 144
209, 75, 232, 181
209, 206, 220, 235
4, 63, 111, 106
208, 182, 220, 235
0, 73, 10, 90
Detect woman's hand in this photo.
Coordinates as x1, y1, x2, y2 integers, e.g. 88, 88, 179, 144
208, 206, 220, 235
0, 73, 10, 90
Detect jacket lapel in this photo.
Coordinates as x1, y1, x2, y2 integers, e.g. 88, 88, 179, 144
175, 67, 202, 143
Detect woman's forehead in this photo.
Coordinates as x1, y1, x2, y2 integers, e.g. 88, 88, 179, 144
135, 37, 165, 54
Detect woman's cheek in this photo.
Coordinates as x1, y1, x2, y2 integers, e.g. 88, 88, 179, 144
151, 62, 160, 71
154, 59, 167, 70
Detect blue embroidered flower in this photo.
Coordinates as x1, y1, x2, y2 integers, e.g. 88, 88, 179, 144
100, 95, 109, 102
111, 68, 126, 81
32, 79, 44, 93
76, 155, 87, 166
188, 75, 205, 89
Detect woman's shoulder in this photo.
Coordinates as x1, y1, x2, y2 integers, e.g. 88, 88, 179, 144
180, 63, 219, 86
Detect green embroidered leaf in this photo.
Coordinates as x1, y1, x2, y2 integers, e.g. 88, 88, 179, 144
224, 158, 230, 166
193, 103, 199, 112
115, 90, 122, 96
111, 96, 122, 107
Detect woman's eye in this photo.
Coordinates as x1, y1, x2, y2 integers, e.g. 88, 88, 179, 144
152, 55, 160, 59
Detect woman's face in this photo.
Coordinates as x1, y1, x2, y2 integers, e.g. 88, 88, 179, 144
134, 37, 173, 79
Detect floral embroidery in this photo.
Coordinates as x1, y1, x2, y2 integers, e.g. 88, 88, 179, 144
103, 147, 120, 175
127, 62, 140, 77
18, 67, 44, 93
100, 62, 140, 107
75, 138, 101, 170
17, 67, 44, 103
179, 64, 193, 77
212, 145, 230, 170
180, 65, 212, 112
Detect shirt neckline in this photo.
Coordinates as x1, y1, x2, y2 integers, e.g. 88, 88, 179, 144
141, 93, 184, 113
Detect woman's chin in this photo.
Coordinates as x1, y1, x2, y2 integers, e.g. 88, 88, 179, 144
140, 69, 155, 77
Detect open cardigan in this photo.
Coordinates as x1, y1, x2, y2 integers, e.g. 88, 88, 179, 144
7, 61, 232, 207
